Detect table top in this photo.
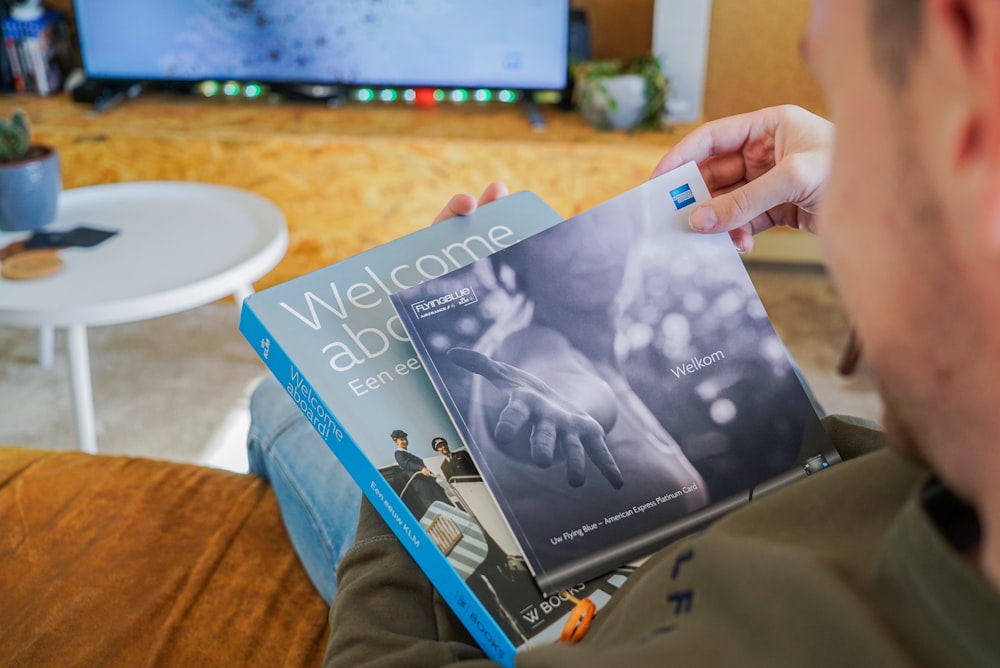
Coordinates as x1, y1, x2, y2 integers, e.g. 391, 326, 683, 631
0, 181, 288, 327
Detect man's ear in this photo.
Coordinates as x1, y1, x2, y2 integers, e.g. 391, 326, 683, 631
965, 0, 1000, 249
927, 0, 1000, 249
970, 0, 1000, 249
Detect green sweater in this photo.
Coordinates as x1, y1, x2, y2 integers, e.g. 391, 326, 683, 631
325, 416, 1000, 667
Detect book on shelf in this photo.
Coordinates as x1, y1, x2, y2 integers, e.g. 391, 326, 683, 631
239, 191, 636, 668
389, 162, 840, 596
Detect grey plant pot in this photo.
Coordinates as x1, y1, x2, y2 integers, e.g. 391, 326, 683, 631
0, 145, 62, 232
578, 74, 647, 131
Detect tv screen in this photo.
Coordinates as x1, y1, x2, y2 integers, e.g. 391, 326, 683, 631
73, 0, 570, 91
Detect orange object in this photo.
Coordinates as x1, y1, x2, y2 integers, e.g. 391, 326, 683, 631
559, 596, 597, 644
413, 87, 437, 107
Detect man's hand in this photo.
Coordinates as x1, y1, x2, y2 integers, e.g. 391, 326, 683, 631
432, 182, 510, 224
448, 347, 624, 490
652, 105, 833, 253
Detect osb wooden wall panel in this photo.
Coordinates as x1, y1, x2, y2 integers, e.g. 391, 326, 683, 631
5, 96, 683, 288
574, 0, 825, 118
571, 0, 654, 59
704, 0, 826, 118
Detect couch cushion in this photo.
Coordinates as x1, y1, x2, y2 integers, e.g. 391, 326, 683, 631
0, 447, 329, 667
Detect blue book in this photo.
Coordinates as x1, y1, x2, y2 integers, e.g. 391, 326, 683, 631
240, 192, 633, 666
390, 163, 840, 596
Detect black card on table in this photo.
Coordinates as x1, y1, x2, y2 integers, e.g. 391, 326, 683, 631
25, 226, 119, 249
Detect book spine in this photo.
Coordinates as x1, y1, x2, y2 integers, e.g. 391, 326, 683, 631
239, 302, 519, 667
3, 34, 24, 93
15, 33, 34, 93
26, 36, 48, 95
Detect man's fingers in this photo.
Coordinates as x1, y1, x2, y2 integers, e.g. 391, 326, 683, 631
698, 153, 747, 194
650, 111, 759, 178
433, 193, 478, 224
431, 182, 509, 225
477, 182, 509, 208
687, 164, 796, 234
730, 226, 755, 254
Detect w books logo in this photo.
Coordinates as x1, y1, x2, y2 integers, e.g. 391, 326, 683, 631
670, 183, 696, 210
410, 286, 478, 319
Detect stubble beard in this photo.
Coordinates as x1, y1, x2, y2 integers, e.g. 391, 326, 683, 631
872, 113, 953, 469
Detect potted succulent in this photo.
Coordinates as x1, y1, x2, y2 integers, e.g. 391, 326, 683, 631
573, 53, 669, 132
0, 109, 61, 232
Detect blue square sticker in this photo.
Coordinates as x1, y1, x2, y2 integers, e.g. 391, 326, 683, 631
670, 184, 696, 210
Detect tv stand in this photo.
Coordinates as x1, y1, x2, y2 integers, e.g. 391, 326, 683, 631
67, 76, 145, 115
273, 83, 349, 107
521, 95, 546, 130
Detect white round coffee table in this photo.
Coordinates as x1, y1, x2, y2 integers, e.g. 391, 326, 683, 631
0, 181, 288, 454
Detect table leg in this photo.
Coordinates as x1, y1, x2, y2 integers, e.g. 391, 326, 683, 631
38, 325, 55, 368
66, 324, 98, 455
232, 284, 254, 304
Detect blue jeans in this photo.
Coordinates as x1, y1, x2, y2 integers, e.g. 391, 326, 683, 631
246, 375, 362, 604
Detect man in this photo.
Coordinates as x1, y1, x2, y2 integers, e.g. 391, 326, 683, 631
320, 0, 1000, 665
431, 437, 480, 481
391, 429, 452, 517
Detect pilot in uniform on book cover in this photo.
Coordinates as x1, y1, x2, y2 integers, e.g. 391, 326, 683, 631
391, 429, 452, 518
432, 437, 480, 482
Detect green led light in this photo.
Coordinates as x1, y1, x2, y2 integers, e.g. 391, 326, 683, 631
243, 83, 263, 98
498, 89, 517, 103
473, 89, 492, 102
356, 88, 375, 102
379, 88, 398, 102
199, 80, 220, 97
222, 81, 241, 96
449, 89, 469, 103
433, 89, 446, 102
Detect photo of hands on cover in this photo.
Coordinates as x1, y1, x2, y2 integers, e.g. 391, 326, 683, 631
393, 175, 819, 583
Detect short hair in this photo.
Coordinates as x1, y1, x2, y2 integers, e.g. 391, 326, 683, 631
868, 0, 925, 88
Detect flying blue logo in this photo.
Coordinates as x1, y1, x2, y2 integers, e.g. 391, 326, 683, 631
670, 184, 696, 210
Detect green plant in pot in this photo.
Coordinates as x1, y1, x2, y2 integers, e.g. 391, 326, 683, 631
0, 109, 62, 232
573, 53, 668, 131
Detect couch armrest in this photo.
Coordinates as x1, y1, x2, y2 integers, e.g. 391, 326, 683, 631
0, 447, 329, 667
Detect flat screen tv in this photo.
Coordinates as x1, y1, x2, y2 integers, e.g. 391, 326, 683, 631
73, 0, 570, 91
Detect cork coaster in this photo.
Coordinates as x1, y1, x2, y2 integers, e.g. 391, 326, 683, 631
1, 249, 64, 280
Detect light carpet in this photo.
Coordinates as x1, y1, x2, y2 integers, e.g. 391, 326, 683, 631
0, 302, 267, 472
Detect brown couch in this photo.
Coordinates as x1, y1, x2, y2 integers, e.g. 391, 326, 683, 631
0, 446, 330, 667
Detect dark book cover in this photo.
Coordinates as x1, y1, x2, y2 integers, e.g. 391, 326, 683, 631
391, 163, 839, 595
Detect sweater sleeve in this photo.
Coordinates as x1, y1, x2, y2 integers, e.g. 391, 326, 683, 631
324, 499, 499, 668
